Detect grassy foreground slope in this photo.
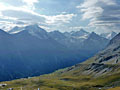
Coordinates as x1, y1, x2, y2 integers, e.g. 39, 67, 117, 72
108, 87, 120, 90
1, 63, 120, 90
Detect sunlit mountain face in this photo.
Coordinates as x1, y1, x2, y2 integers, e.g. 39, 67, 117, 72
0, 1, 120, 90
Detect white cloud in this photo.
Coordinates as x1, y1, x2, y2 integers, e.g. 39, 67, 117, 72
0, 0, 24, 7
44, 14, 76, 24
0, 3, 45, 25
23, 0, 38, 5
0, 1, 44, 30
2, 10, 45, 25
22, 0, 39, 10
40, 14, 76, 32
0, 2, 76, 32
0, 0, 76, 32
1, 7, 76, 27
81, 7, 103, 20
70, 26, 88, 30
77, 0, 120, 32
0, 0, 38, 10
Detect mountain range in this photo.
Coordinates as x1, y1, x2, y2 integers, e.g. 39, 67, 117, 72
36, 31, 120, 90
46, 32, 120, 89
1, 32, 120, 90
56, 32, 120, 78
0, 24, 110, 81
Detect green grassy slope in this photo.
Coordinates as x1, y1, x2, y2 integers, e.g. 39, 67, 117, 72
0, 63, 120, 90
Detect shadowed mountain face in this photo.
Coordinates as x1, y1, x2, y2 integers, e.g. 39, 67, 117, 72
0, 25, 109, 81
0, 27, 81, 81
79, 32, 109, 55
49, 30, 109, 56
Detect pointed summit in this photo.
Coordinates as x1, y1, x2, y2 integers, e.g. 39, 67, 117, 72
82, 32, 109, 52
13, 24, 49, 39
49, 30, 66, 40
79, 28, 89, 34
71, 29, 89, 37
24, 24, 49, 39
88, 32, 100, 39
25, 24, 46, 33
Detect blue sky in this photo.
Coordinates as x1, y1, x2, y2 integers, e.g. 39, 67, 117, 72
0, 0, 119, 33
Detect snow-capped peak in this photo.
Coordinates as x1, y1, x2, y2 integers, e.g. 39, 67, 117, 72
25, 24, 49, 39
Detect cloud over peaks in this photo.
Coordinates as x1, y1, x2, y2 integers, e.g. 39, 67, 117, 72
77, 0, 120, 32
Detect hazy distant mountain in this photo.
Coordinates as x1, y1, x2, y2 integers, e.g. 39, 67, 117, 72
49, 30, 109, 57
78, 32, 109, 56
0, 25, 110, 81
100, 31, 117, 40
49, 30, 67, 41
48, 29, 90, 49
8, 26, 24, 34
83, 32, 109, 49
64, 29, 89, 39
70, 29, 89, 38
0, 25, 89, 81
